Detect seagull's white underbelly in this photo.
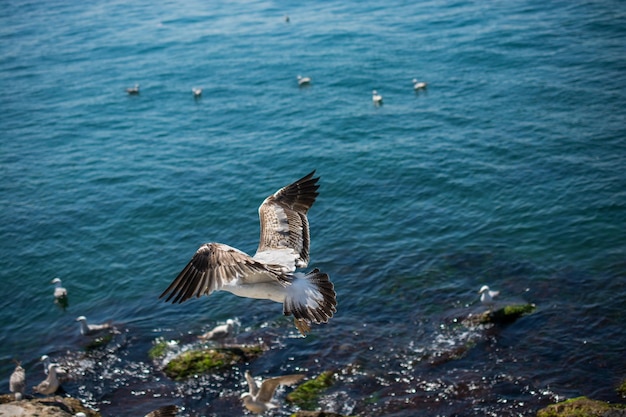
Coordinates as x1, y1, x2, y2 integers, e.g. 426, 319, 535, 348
224, 282, 286, 303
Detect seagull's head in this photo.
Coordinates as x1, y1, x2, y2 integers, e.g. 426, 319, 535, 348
51, 278, 62, 285
40, 355, 49, 362
240, 392, 253, 402
76, 316, 87, 322
478, 285, 490, 294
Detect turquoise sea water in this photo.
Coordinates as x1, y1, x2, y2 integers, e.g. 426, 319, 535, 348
1, 0, 625, 415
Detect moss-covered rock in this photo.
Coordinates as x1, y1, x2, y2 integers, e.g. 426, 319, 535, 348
465, 303, 536, 326
149, 338, 170, 360
536, 396, 626, 417
286, 371, 335, 409
164, 345, 263, 380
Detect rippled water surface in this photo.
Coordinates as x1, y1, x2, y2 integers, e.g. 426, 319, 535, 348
1, 0, 625, 415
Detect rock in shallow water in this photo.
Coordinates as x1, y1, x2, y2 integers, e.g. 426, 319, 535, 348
0, 395, 101, 417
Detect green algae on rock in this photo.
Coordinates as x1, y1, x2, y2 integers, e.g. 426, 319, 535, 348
164, 345, 264, 380
286, 371, 335, 410
536, 396, 626, 417
465, 303, 536, 326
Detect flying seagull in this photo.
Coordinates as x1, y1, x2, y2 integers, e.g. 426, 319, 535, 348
9, 360, 25, 400
241, 370, 305, 414
33, 363, 59, 396
160, 171, 337, 335
76, 316, 113, 336
479, 285, 500, 310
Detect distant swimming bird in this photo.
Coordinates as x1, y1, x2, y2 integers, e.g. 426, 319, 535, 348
40, 355, 69, 382
76, 316, 112, 336
160, 171, 337, 336
285, 15, 290, 23
144, 405, 178, 417
297, 75, 311, 86
199, 319, 236, 343
126, 84, 140, 95
372, 90, 383, 105
9, 360, 25, 400
479, 285, 500, 310
412, 78, 428, 90
33, 363, 59, 396
192, 87, 202, 97
51, 277, 67, 300
241, 370, 305, 414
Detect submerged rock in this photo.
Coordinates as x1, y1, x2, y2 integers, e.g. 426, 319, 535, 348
286, 370, 335, 410
536, 396, 626, 417
163, 345, 264, 380
292, 411, 350, 417
0, 395, 101, 417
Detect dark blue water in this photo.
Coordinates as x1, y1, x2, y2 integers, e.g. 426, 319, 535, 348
1, 0, 625, 415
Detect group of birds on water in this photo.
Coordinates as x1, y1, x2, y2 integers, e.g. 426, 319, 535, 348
8, 171, 499, 415
124, 76, 428, 106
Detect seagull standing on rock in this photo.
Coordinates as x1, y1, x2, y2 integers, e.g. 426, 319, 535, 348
33, 363, 59, 396
76, 316, 113, 336
159, 171, 337, 335
241, 370, 305, 414
199, 319, 236, 343
479, 285, 500, 311
9, 360, 25, 400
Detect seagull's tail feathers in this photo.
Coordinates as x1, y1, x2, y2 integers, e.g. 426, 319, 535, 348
283, 268, 337, 335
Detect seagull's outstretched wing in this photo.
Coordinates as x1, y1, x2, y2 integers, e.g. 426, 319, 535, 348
256, 374, 306, 403
245, 370, 260, 397
254, 171, 319, 271
160, 243, 278, 303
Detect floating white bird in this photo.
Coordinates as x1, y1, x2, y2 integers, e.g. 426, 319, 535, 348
126, 84, 140, 95
51, 277, 67, 300
372, 90, 383, 105
145, 405, 178, 417
192, 87, 202, 97
412, 78, 428, 90
9, 360, 25, 400
479, 285, 500, 310
40, 355, 69, 382
297, 75, 311, 86
33, 363, 59, 396
76, 316, 113, 336
199, 319, 236, 343
160, 171, 337, 336
241, 370, 305, 414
